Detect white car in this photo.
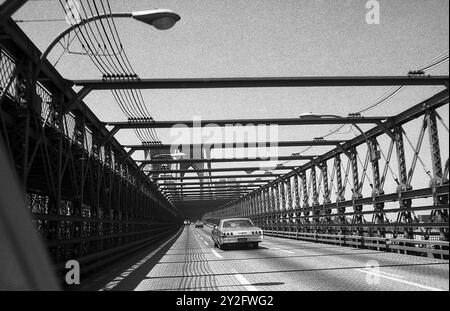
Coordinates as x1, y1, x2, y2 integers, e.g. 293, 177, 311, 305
211, 218, 263, 249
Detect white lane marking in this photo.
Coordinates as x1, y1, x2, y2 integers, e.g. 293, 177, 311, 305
355, 268, 445, 291
233, 272, 257, 291
211, 249, 223, 259
368, 269, 405, 279
271, 247, 295, 254
99, 227, 182, 291
197, 234, 209, 246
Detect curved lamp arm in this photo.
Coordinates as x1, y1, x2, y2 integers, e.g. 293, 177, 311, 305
34, 9, 180, 79
39, 12, 132, 66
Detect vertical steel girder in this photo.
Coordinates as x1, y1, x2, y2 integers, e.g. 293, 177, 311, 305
349, 148, 364, 233
427, 110, 448, 240
320, 162, 332, 225
395, 126, 414, 238
334, 154, 348, 232
285, 177, 293, 227
263, 188, 269, 214
300, 171, 310, 226
369, 138, 386, 235
310, 167, 320, 228
293, 173, 300, 209
427, 110, 443, 182
286, 177, 293, 210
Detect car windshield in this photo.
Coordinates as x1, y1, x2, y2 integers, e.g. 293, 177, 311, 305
222, 219, 254, 228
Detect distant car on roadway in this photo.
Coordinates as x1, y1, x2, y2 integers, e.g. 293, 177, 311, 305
211, 218, 263, 249
195, 220, 204, 228
183, 219, 191, 225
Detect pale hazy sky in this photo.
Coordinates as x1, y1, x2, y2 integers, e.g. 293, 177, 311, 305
12, 0, 449, 197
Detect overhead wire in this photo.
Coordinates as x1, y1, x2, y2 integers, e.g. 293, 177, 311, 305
57, 0, 161, 145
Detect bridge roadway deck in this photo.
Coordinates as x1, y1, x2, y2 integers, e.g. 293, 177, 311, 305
91, 226, 448, 291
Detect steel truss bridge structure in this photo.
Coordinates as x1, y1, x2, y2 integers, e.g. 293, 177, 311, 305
0, 1, 449, 290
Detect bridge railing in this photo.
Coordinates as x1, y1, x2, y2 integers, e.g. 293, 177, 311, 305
263, 229, 449, 259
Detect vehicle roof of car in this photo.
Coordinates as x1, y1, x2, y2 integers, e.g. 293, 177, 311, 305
220, 218, 252, 222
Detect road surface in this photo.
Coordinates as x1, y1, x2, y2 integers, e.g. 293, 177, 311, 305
95, 225, 449, 291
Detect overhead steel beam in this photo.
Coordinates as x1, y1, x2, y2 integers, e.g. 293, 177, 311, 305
125, 140, 344, 150
157, 181, 268, 186
166, 190, 253, 194
72, 75, 449, 92
0, 0, 28, 20
172, 201, 234, 204
160, 185, 261, 189
171, 199, 240, 202
171, 200, 234, 202
153, 174, 279, 180
169, 195, 245, 199
140, 155, 316, 165
107, 117, 385, 130
162, 189, 260, 193
165, 191, 261, 197
169, 192, 246, 195
165, 192, 257, 196
145, 165, 296, 174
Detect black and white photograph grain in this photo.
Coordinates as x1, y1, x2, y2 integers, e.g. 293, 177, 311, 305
0, 0, 448, 306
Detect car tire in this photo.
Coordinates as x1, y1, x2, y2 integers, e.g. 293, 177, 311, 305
253, 243, 259, 249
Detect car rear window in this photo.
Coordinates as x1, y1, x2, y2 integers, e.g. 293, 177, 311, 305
222, 220, 253, 228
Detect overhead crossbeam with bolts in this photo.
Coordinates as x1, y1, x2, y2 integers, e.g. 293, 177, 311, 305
125, 140, 344, 152
72, 75, 448, 91
99, 118, 385, 145
168, 196, 251, 200
165, 189, 254, 193
152, 174, 280, 180
146, 166, 296, 174
139, 155, 316, 165
161, 185, 261, 189
107, 117, 386, 129
157, 181, 268, 186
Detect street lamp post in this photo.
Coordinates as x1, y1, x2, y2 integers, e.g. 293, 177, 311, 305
34, 9, 180, 80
